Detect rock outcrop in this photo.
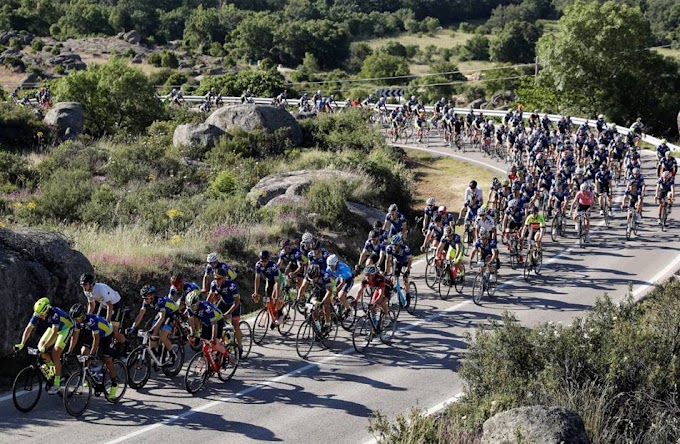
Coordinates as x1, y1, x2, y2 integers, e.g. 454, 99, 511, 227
0, 227, 93, 357
44, 102, 84, 140
123, 30, 142, 45
173, 123, 227, 149
206, 104, 303, 146
49, 52, 86, 72
481, 406, 590, 444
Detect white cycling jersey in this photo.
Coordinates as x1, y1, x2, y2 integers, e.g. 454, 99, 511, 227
465, 187, 484, 206
84, 283, 121, 305
476, 215, 496, 232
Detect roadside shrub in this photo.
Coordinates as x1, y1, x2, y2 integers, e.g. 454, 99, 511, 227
34, 168, 93, 222
0, 103, 48, 151
300, 109, 382, 152
0, 152, 36, 192
305, 179, 351, 227
81, 184, 118, 228
207, 170, 237, 197
37, 139, 109, 180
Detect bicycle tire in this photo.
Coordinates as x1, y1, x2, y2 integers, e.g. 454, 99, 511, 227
454, 263, 466, 295
578, 218, 584, 248
184, 351, 209, 394
252, 309, 270, 345
661, 205, 667, 232
634, 218, 639, 235
104, 360, 128, 403
551, 217, 558, 242
379, 310, 398, 344
295, 319, 316, 359
389, 290, 402, 320
63, 372, 92, 417
320, 320, 338, 351
217, 341, 239, 382
437, 266, 451, 300
603, 202, 610, 228
239, 320, 253, 359
277, 301, 298, 337
472, 274, 483, 306
424, 257, 437, 289
523, 253, 532, 281
487, 272, 498, 297
126, 347, 151, 389
12, 366, 42, 413
162, 339, 185, 377
352, 316, 373, 353
340, 296, 358, 331
535, 251, 543, 275
407, 282, 418, 315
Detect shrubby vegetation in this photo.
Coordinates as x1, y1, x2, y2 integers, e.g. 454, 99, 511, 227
371, 280, 680, 443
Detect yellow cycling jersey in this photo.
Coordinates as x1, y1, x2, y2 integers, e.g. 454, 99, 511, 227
524, 213, 546, 230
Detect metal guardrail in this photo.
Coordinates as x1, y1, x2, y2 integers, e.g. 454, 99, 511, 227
13, 94, 679, 152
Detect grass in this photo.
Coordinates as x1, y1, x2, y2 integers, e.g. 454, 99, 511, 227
363, 30, 477, 50
405, 149, 497, 213
653, 47, 680, 62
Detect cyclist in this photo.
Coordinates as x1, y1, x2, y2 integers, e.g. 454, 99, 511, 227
630, 167, 646, 219
67, 303, 119, 397
475, 206, 496, 242
15, 298, 73, 394
470, 229, 498, 271
436, 226, 465, 280
384, 203, 407, 238
202, 252, 236, 293
207, 267, 243, 356
655, 171, 675, 225
79, 273, 125, 347
422, 197, 437, 234
522, 205, 546, 252
300, 231, 315, 260
549, 178, 569, 216
253, 250, 282, 328
278, 238, 305, 287
459, 180, 484, 224
629, 117, 644, 136
621, 181, 643, 223
420, 214, 444, 253
656, 139, 670, 168
415, 109, 428, 143
325, 254, 353, 316
595, 163, 613, 216
384, 233, 413, 308
184, 290, 228, 355
356, 230, 386, 272
298, 263, 335, 331
570, 183, 594, 242
356, 264, 390, 328
660, 150, 677, 177
127, 285, 180, 365
168, 273, 200, 309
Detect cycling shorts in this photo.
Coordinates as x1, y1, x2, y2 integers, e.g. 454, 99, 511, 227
265, 278, 278, 298
394, 263, 410, 278
39, 325, 71, 351
578, 203, 590, 213
217, 300, 241, 320
596, 182, 611, 194
100, 334, 116, 358
446, 245, 464, 262
369, 252, 381, 265
200, 318, 225, 341
338, 279, 354, 294
508, 220, 522, 230
96, 301, 123, 324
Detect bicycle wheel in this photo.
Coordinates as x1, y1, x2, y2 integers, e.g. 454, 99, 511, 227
252, 309, 270, 345
471, 274, 484, 306
63, 372, 92, 417
295, 319, 316, 359
238, 320, 252, 360
578, 218, 584, 248
218, 341, 239, 382
12, 366, 42, 413
389, 291, 402, 320
626, 221, 632, 240
634, 218, 640, 236
104, 360, 127, 403
523, 253, 532, 281
454, 263, 466, 295
352, 316, 373, 353
603, 202, 610, 228
162, 339, 185, 377
551, 217, 558, 242
661, 205, 667, 232
340, 296, 358, 331
535, 251, 543, 275
184, 351, 209, 394
360, 287, 371, 314
487, 272, 498, 297
320, 321, 338, 351
424, 257, 438, 289
277, 301, 298, 337
379, 310, 398, 344
126, 347, 151, 389
438, 266, 452, 300
407, 282, 418, 315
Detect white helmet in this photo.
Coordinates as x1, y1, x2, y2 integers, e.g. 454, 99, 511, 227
598, 114, 604, 119
327, 254, 339, 267
301, 232, 313, 243
426, 197, 436, 206
580, 183, 588, 192
207, 252, 219, 263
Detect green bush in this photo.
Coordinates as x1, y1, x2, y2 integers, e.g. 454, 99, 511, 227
37, 139, 109, 180
207, 170, 237, 197
148, 52, 162, 67
34, 168, 93, 223
81, 184, 118, 228
299, 109, 382, 152
30, 39, 45, 52
0, 103, 49, 151
305, 179, 350, 227
0, 152, 36, 192
105, 140, 181, 186
160, 50, 179, 68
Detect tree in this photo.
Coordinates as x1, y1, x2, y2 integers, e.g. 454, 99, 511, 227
535, 0, 680, 134
194, 69, 287, 97
459, 34, 490, 61
490, 21, 542, 63
53, 58, 164, 136
406, 60, 466, 103
230, 12, 277, 62
359, 52, 410, 84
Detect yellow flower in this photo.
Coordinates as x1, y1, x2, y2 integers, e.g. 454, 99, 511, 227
13, 202, 23, 209
170, 234, 182, 245
166, 208, 182, 219
26, 201, 37, 210
148, 173, 156, 182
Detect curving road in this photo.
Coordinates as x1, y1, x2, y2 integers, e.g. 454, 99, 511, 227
1, 137, 678, 444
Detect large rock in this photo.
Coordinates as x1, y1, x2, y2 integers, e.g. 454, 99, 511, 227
49, 52, 86, 71
0, 227, 93, 357
247, 169, 362, 206
123, 30, 142, 45
19, 72, 41, 89
206, 104, 303, 146
481, 406, 590, 444
173, 123, 227, 149
44, 102, 84, 140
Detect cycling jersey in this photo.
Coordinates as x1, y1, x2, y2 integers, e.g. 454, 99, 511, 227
657, 144, 670, 159
505, 206, 524, 225
168, 282, 200, 301
520, 184, 536, 200
363, 239, 385, 256
550, 187, 568, 202
524, 214, 546, 230
30, 307, 73, 330
426, 223, 444, 241
385, 212, 407, 235
84, 283, 121, 306
595, 171, 612, 188
187, 301, 223, 327
309, 248, 329, 270
255, 259, 280, 281
473, 239, 498, 258
74, 314, 113, 337
205, 262, 237, 280
657, 177, 675, 193
279, 246, 303, 267
465, 187, 484, 207
142, 296, 179, 318
539, 172, 554, 189
661, 157, 677, 174
575, 191, 594, 206
476, 215, 495, 232
423, 204, 436, 219
210, 279, 240, 307
361, 273, 388, 289
385, 244, 412, 265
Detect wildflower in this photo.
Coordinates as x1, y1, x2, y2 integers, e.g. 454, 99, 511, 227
166, 208, 182, 219
26, 201, 37, 210
170, 234, 182, 245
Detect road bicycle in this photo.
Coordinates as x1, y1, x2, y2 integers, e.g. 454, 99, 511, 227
659, 197, 672, 232
295, 299, 338, 359
126, 330, 185, 389
184, 334, 240, 394
599, 194, 612, 228
437, 259, 466, 300
504, 229, 524, 270
351, 288, 398, 353
471, 261, 498, 306
390, 273, 417, 316
12, 347, 79, 413
63, 354, 128, 417
424, 255, 444, 290
550, 204, 567, 242
523, 238, 543, 281
625, 205, 640, 240
575, 210, 588, 247
252, 290, 297, 345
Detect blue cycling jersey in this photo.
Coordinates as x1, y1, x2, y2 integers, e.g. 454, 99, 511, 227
210, 279, 240, 306
385, 212, 407, 235
205, 262, 237, 280
74, 313, 113, 337
30, 307, 73, 330
657, 177, 674, 193
363, 239, 385, 256
187, 301, 223, 327
142, 296, 178, 318
168, 282, 200, 300
385, 244, 412, 265
327, 262, 353, 283
473, 239, 498, 258
255, 259, 280, 281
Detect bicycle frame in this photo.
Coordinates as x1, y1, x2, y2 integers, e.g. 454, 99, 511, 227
135, 331, 168, 367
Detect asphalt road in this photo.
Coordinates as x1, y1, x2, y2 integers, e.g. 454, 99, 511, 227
1, 137, 678, 444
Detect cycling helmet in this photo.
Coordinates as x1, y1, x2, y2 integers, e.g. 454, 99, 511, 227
479, 227, 489, 237
391, 233, 403, 245
662, 171, 671, 179
33, 297, 50, 316
279, 239, 290, 248
69, 303, 86, 321
481, 232, 490, 240
512, 183, 521, 192
327, 254, 339, 267
373, 220, 383, 230
186, 289, 201, 307
575, 167, 584, 175
140, 284, 156, 297
363, 264, 378, 275
80, 273, 95, 285
311, 239, 321, 250
478, 207, 488, 216
301, 232, 313, 243
598, 114, 604, 119
388, 203, 398, 212
492, 177, 501, 187
426, 197, 436, 206
307, 263, 320, 279
509, 199, 519, 208
368, 230, 379, 240
580, 183, 588, 192
531, 205, 539, 213
207, 252, 219, 263
502, 179, 510, 187
259, 250, 270, 260
469, 180, 477, 188
666, 151, 672, 157
443, 226, 453, 236
633, 167, 641, 175
661, 139, 667, 144
438, 205, 447, 215
433, 214, 442, 223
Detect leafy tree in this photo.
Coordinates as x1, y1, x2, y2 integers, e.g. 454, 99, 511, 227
490, 21, 542, 63
273, 19, 350, 69
406, 61, 466, 103
194, 69, 287, 97
53, 58, 164, 136
459, 34, 490, 61
359, 52, 410, 84
536, 0, 680, 134
230, 12, 277, 62
345, 42, 373, 73
55, 0, 112, 39
108, 0, 159, 38
380, 41, 408, 58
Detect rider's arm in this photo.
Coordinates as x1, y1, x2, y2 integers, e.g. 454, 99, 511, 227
297, 279, 309, 300
253, 273, 260, 295
131, 307, 146, 329
87, 299, 96, 314
104, 301, 113, 322
152, 311, 166, 331
68, 330, 80, 354
18, 323, 35, 347
90, 333, 100, 355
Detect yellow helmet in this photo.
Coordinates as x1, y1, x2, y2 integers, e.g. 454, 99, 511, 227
33, 297, 51, 316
